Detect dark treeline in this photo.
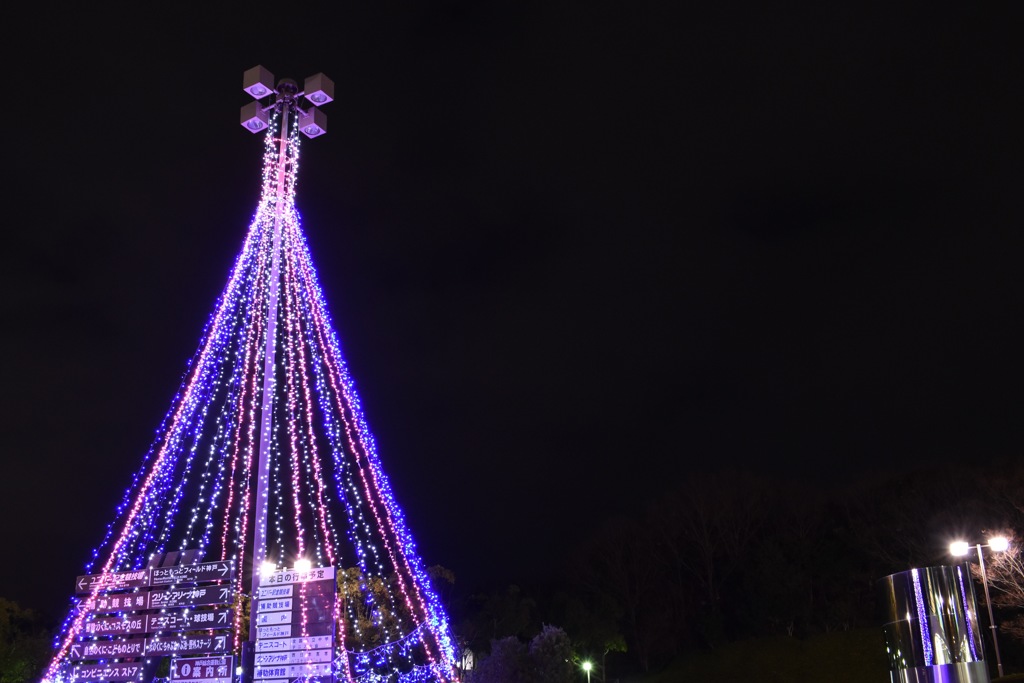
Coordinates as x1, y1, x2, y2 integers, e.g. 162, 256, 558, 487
447, 457, 1024, 679
0, 598, 51, 683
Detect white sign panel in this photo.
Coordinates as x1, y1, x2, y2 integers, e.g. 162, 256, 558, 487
256, 598, 293, 613
257, 624, 292, 639
257, 585, 293, 599
256, 611, 292, 626
254, 648, 333, 666
254, 662, 332, 679
254, 635, 333, 653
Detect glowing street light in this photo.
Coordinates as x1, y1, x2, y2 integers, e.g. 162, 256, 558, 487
950, 536, 1009, 678
581, 660, 593, 683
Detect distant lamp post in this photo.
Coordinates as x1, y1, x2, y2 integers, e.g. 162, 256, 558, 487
951, 536, 1010, 678
581, 660, 593, 683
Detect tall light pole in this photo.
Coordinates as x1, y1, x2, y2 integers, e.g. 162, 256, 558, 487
951, 536, 1010, 678
581, 660, 593, 683
239, 64, 334, 650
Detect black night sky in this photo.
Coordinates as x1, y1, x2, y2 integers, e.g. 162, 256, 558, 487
2, 5, 1023, 624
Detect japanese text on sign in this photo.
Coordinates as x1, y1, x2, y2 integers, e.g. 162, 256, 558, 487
149, 608, 232, 632
84, 615, 147, 637
145, 635, 229, 656
151, 562, 234, 586
257, 585, 292, 599
254, 649, 333, 666
254, 635, 332, 652
71, 664, 142, 682
256, 624, 292, 639
79, 592, 149, 614
83, 608, 232, 637
70, 639, 146, 660
148, 586, 233, 610
256, 612, 292, 626
256, 598, 293, 613
171, 656, 233, 683
76, 570, 151, 594
261, 567, 335, 585
254, 663, 332, 678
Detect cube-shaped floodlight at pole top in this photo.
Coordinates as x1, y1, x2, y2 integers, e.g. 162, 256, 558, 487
240, 101, 269, 133
304, 73, 335, 106
243, 65, 275, 99
298, 108, 327, 139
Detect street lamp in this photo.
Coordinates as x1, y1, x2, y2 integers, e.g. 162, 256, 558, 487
950, 536, 1010, 678
581, 660, 593, 683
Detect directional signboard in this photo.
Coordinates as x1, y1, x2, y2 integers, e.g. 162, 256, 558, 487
79, 592, 150, 615
76, 570, 151, 595
148, 607, 232, 633
83, 614, 149, 637
70, 639, 146, 660
72, 663, 144, 682
79, 585, 233, 614
68, 551, 237, 683
69, 635, 230, 661
144, 634, 230, 656
76, 561, 234, 594
84, 608, 232, 637
151, 562, 234, 586
171, 656, 233, 683
147, 585, 233, 610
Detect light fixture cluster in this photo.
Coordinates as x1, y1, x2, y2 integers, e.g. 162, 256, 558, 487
43, 103, 459, 683
240, 65, 333, 139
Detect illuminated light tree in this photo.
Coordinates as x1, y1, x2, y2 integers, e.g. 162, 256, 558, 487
41, 70, 460, 683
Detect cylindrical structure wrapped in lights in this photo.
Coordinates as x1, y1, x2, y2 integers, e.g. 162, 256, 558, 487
877, 566, 990, 683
